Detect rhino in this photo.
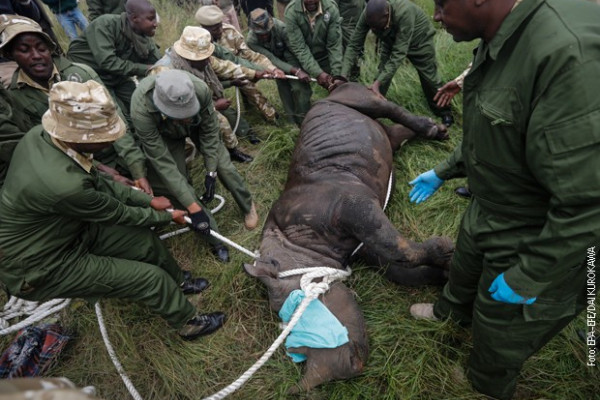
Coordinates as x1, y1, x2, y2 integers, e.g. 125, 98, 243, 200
244, 82, 454, 391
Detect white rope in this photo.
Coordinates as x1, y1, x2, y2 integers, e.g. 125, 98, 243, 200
95, 302, 143, 400
232, 87, 241, 135
0, 297, 71, 336
160, 196, 259, 259
202, 266, 350, 400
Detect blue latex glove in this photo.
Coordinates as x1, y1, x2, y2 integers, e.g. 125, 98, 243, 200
488, 273, 537, 305
279, 290, 349, 363
408, 169, 444, 204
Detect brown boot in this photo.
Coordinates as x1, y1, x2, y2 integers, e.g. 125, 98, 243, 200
244, 202, 259, 230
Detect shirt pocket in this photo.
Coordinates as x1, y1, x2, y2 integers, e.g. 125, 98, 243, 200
473, 88, 524, 170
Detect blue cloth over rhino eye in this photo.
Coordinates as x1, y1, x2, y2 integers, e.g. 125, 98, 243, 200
278, 289, 350, 363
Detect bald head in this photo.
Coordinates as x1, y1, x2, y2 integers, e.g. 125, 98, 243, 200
366, 0, 390, 32
126, 0, 158, 36
126, 0, 155, 17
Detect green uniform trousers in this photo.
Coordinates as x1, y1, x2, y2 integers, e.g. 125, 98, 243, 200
221, 106, 251, 142
19, 224, 196, 329
275, 79, 312, 126
147, 134, 252, 218
379, 39, 447, 117
434, 200, 587, 400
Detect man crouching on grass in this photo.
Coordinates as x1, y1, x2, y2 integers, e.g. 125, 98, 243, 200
0, 80, 225, 341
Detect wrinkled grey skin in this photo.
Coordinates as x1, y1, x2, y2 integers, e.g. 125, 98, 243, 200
244, 82, 454, 391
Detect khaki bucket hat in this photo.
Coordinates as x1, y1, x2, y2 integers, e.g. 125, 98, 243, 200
42, 80, 126, 143
249, 8, 273, 35
0, 14, 56, 53
152, 70, 200, 120
173, 26, 215, 61
195, 5, 224, 26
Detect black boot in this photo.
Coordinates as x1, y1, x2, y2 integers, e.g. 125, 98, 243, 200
179, 312, 226, 340
455, 186, 472, 199
210, 243, 230, 263
228, 147, 253, 163
180, 277, 210, 295
244, 129, 261, 145
441, 113, 454, 128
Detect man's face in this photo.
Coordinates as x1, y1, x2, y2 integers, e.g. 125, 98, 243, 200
130, 9, 158, 37
203, 23, 223, 41
9, 33, 53, 82
433, 0, 479, 42
256, 32, 271, 43
303, 0, 319, 12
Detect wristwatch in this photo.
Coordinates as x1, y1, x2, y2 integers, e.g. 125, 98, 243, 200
207, 171, 217, 178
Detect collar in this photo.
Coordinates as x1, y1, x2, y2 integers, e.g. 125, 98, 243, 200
50, 136, 94, 173
487, 0, 543, 60
16, 64, 60, 92
302, 1, 323, 17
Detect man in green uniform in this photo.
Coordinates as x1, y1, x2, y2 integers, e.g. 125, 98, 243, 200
341, 0, 453, 126
408, 0, 600, 398
0, 80, 225, 341
195, 5, 284, 125
0, 15, 152, 193
333, 0, 364, 50
247, 8, 312, 126
284, 0, 343, 90
131, 70, 259, 262
152, 26, 267, 162
67, 0, 160, 119
87, 0, 126, 21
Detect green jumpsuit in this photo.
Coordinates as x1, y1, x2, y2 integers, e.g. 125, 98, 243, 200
7, 56, 147, 180
432, 0, 600, 398
0, 127, 195, 328
284, 0, 343, 77
0, 86, 28, 188
67, 13, 161, 120
86, 0, 126, 21
332, 0, 365, 50
247, 18, 312, 126
341, 0, 447, 115
130, 73, 253, 234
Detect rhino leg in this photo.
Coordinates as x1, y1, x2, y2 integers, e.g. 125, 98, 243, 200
326, 82, 447, 139
357, 236, 454, 286
383, 123, 417, 152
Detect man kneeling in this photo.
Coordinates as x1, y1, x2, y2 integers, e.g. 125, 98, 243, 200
0, 80, 225, 341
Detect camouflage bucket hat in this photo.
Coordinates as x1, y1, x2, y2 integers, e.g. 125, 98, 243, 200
249, 8, 273, 34
42, 81, 126, 143
153, 70, 200, 120
195, 5, 224, 25
173, 26, 215, 61
0, 14, 56, 54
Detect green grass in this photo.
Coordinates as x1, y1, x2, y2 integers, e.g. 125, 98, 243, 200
2, 1, 596, 399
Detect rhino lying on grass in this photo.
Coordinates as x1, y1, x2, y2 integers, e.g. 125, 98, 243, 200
244, 82, 454, 391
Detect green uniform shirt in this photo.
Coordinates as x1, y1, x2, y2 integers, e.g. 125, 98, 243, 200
247, 18, 301, 74
67, 13, 161, 87
0, 86, 27, 188
7, 56, 147, 179
341, 0, 434, 85
130, 73, 221, 208
0, 127, 170, 296
284, 0, 343, 77
87, 0, 126, 21
437, 0, 600, 298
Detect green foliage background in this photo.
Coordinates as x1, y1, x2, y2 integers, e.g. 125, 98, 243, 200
1, 1, 596, 399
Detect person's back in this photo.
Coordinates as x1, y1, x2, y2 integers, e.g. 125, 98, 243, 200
87, 0, 126, 21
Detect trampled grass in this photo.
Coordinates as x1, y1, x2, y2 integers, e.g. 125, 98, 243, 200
1, 0, 596, 399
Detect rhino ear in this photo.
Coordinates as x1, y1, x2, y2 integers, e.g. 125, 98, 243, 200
243, 259, 278, 286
